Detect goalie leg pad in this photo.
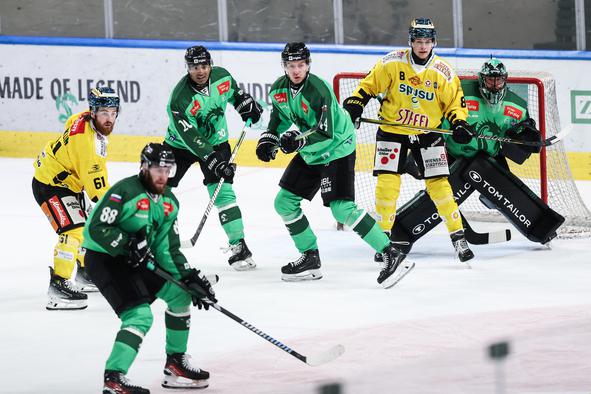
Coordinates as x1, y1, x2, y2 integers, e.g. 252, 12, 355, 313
389, 158, 476, 249
462, 154, 565, 244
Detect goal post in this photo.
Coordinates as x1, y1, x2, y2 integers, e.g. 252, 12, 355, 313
333, 71, 591, 238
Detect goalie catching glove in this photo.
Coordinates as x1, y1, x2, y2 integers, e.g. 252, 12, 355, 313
280, 130, 306, 154
205, 151, 235, 180
182, 268, 217, 310
256, 132, 280, 162
234, 92, 263, 124
451, 120, 475, 144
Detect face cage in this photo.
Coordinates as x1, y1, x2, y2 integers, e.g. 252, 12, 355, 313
141, 162, 177, 178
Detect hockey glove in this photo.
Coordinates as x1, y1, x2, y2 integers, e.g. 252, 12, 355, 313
256, 132, 280, 162
505, 118, 542, 153
451, 120, 475, 144
280, 130, 306, 154
342, 96, 365, 129
182, 268, 217, 310
235, 93, 263, 124
205, 151, 235, 181
127, 232, 155, 270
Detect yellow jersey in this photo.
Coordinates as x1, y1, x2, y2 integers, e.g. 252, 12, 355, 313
33, 111, 110, 202
352, 49, 468, 136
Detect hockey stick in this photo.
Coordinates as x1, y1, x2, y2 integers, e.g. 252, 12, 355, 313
181, 120, 251, 249
147, 264, 345, 367
293, 104, 329, 141
462, 212, 511, 245
360, 117, 569, 148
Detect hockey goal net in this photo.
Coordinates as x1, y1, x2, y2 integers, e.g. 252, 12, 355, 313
333, 71, 591, 238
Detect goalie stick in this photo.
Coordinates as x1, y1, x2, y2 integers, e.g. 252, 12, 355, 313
148, 264, 345, 367
181, 120, 251, 248
360, 117, 570, 148
462, 212, 511, 245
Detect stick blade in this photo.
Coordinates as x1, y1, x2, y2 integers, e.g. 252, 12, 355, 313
180, 239, 194, 249
305, 344, 345, 367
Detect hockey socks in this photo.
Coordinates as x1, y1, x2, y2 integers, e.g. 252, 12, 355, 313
330, 200, 390, 252
275, 189, 318, 252
207, 182, 245, 244
375, 173, 401, 232
164, 309, 190, 355
105, 305, 152, 374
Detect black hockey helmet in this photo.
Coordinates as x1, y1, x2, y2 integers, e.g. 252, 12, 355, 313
281, 42, 311, 64
408, 18, 437, 45
140, 143, 176, 177
185, 45, 212, 66
88, 87, 120, 112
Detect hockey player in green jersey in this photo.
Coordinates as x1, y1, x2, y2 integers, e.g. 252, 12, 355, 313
389, 58, 564, 249
164, 45, 262, 271
83, 143, 217, 393
255, 42, 413, 288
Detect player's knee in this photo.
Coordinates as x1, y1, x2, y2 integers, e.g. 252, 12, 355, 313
329, 200, 359, 225
376, 173, 401, 199
274, 188, 301, 219
425, 176, 454, 202
121, 304, 153, 335
211, 183, 236, 208
166, 289, 192, 310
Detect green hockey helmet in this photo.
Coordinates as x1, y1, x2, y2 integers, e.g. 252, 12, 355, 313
478, 57, 508, 105
408, 18, 437, 45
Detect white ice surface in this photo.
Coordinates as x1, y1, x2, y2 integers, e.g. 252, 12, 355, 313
1, 157, 590, 393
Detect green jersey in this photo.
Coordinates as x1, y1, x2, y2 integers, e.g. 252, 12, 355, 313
82, 175, 189, 280
165, 67, 243, 160
268, 73, 355, 165
445, 80, 529, 158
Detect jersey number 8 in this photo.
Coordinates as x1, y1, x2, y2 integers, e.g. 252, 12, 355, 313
100, 207, 119, 224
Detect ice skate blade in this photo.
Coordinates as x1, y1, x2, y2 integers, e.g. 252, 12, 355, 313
46, 296, 88, 310
230, 257, 256, 271
281, 269, 323, 282
380, 262, 415, 289
76, 282, 99, 293
162, 374, 209, 389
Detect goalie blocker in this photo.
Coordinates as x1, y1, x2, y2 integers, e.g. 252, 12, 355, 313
390, 153, 565, 249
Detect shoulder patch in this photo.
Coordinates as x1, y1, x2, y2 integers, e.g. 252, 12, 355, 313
273, 92, 287, 103
432, 59, 455, 82
504, 105, 523, 120
217, 80, 231, 95
69, 112, 89, 136
382, 50, 406, 65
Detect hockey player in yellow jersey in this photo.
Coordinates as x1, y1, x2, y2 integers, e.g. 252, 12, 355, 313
343, 18, 475, 266
32, 87, 120, 310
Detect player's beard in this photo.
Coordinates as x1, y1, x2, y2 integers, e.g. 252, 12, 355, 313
96, 121, 114, 136
141, 170, 166, 195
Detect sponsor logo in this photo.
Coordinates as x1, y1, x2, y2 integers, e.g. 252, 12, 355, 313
466, 100, 479, 111
398, 83, 434, 101
301, 101, 308, 113
433, 61, 452, 80
163, 202, 174, 216
503, 105, 523, 120
425, 80, 431, 87
409, 76, 422, 86
88, 164, 102, 174
571, 90, 591, 123
48, 196, 71, 227
136, 198, 150, 211
274, 92, 287, 103
189, 100, 201, 116
382, 50, 405, 63
412, 223, 426, 235
217, 80, 230, 95
469, 170, 482, 183
69, 114, 87, 136
395, 109, 429, 127
320, 177, 332, 193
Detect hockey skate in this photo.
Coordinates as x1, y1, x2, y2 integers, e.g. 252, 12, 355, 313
162, 353, 209, 389
281, 249, 322, 282
103, 370, 149, 394
377, 244, 415, 289
46, 267, 88, 310
75, 260, 98, 292
225, 239, 256, 271
375, 239, 411, 265
451, 230, 474, 266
